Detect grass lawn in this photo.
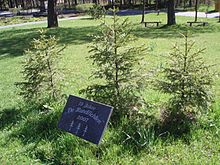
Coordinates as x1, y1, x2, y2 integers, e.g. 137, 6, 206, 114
0, 13, 220, 164
0, 16, 45, 26
176, 4, 215, 12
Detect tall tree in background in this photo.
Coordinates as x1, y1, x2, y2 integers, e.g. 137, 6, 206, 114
40, 0, 46, 12
189, 0, 192, 7
48, 0, 58, 28
141, 0, 146, 23
167, 0, 176, 25
0, 0, 3, 10
195, 0, 199, 22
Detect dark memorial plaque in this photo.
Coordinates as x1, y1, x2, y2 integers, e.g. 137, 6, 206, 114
58, 95, 113, 145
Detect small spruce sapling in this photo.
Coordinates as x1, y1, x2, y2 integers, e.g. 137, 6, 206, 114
88, 4, 106, 19
156, 33, 213, 125
16, 30, 65, 106
81, 7, 147, 121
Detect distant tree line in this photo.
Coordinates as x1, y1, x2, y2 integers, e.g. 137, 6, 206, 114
0, 0, 215, 10
0, 0, 45, 10
0, 0, 215, 27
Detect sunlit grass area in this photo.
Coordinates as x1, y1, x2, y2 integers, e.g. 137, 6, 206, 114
0, 13, 220, 164
0, 16, 45, 26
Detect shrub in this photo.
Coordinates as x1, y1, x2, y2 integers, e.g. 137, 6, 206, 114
76, 3, 94, 12
56, 4, 65, 16
81, 7, 147, 122
9, 7, 21, 15
156, 33, 214, 135
16, 30, 65, 106
88, 4, 106, 19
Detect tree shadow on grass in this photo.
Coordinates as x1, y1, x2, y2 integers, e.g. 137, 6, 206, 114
2, 106, 193, 163
110, 109, 196, 155
1, 22, 218, 60
8, 107, 96, 164
133, 24, 220, 39
7, 108, 66, 163
153, 108, 195, 145
0, 26, 98, 60
0, 108, 23, 130
10, 110, 62, 144
2, 103, 123, 163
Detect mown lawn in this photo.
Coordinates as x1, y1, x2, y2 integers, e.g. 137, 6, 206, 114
0, 13, 220, 164
0, 16, 45, 26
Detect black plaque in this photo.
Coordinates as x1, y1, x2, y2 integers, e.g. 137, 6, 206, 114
58, 95, 113, 144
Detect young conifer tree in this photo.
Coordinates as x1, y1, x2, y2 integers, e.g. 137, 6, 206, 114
82, 7, 147, 121
16, 30, 64, 106
157, 33, 213, 117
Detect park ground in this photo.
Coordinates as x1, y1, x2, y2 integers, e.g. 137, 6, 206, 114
0, 13, 220, 164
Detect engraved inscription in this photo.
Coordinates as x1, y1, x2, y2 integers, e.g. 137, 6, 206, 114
77, 115, 89, 122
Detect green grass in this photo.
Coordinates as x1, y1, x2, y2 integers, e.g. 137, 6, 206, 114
0, 13, 220, 164
176, 4, 215, 12
0, 16, 45, 26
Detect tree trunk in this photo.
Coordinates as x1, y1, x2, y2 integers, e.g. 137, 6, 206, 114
189, 0, 192, 7
47, 0, 58, 28
167, 0, 176, 25
40, 0, 46, 12
22, 0, 25, 9
14, 0, 18, 8
0, 0, 3, 10
195, 0, 199, 22
74, 0, 77, 5
8, 0, 14, 8
32, 0, 36, 8
92, 0, 97, 4
141, 0, 145, 23
184, 0, 186, 9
